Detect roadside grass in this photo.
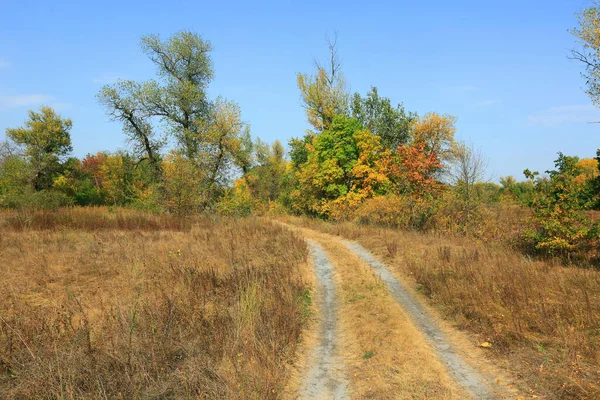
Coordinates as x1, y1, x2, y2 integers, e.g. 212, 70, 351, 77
282, 216, 600, 399
0, 206, 192, 231
289, 225, 466, 400
0, 208, 309, 399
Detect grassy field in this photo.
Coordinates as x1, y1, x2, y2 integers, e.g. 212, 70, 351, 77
283, 216, 600, 400
0, 208, 309, 399
2, 207, 599, 399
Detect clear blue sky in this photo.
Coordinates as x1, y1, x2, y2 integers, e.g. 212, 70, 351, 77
0, 0, 597, 180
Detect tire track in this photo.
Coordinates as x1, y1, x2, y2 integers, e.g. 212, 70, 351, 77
298, 240, 349, 399
341, 239, 494, 399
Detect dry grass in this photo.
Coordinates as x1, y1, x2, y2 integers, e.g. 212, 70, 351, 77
0, 209, 309, 399
288, 225, 466, 399
0, 207, 191, 232
284, 216, 600, 399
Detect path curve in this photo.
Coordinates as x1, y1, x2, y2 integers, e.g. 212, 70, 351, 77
341, 239, 493, 399
298, 240, 349, 399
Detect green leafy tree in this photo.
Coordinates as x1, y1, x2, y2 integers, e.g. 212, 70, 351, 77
0, 155, 35, 207
500, 175, 536, 204
288, 134, 314, 169
5, 106, 72, 190
291, 115, 389, 217
351, 87, 416, 150
99, 31, 251, 206
98, 81, 163, 177
53, 158, 101, 206
524, 153, 599, 258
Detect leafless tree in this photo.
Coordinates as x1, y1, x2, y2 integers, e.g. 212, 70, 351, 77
450, 141, 489, 235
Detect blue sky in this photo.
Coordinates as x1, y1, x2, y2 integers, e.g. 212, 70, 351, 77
0, 0, 598, 180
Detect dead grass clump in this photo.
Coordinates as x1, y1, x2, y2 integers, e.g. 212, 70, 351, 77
0, 214, 308, 399
406, 244, 600, 399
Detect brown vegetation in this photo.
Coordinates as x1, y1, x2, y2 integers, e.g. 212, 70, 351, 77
0, 208, 309, 399
0, 207, 192, 232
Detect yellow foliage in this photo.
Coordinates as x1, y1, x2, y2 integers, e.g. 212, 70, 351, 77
217, 178, 256, 217
410, 112, 457, 164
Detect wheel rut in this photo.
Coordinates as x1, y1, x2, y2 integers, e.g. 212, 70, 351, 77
288, 222, 511, 399
298, 240, 349, 399
341, 239, 493, 399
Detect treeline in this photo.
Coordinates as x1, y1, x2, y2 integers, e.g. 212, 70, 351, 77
237, 38, 600, 263
1, 32, 257, 215
1, 31, 600, 263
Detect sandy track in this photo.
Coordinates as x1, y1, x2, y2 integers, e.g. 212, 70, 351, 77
298, 240, 349, 399
287, 222, 510, 399
341, 239, 493, 399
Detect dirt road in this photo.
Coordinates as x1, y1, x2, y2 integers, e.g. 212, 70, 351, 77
298, 241, 349, 399
285, 223, 517, 400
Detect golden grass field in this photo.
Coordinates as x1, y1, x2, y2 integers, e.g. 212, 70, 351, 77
0, 208, 310, 399
2, 207, 599, 399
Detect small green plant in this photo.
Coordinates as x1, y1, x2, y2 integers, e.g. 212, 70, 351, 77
363, 350, 374, 359
296, 289, 312, 319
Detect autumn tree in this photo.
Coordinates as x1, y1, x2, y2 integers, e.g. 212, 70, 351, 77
449, 141, 489, 235
244, 140, 288, 204
571, 1, 600, 105
5, 106, 73, 191
161, 152, 205, 215
297, 35, 349, 132
525, 153, 599, 257
351, 87, 416, 150
195, 98, 252, 204
100, 152, 140, 206
99, 31, 252, 207
386, 112, 456, 195
410, 112, 457, 166
387, 142, 443, 196
291, 115, 388, 217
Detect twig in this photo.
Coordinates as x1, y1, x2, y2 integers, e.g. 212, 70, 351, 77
0, 314, 36, 360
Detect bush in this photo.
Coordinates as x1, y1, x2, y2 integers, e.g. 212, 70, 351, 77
1, 188, 74, 210
353, 195, 440, 231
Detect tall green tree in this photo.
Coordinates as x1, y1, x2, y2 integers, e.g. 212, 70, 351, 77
98, 31, 252, 206
98, 81, 163, 177
351, 87, 416, 150
5, 106, 72, 190
98, 31, 214, 169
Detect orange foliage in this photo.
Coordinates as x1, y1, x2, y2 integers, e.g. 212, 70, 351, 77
388, 142, 443, 196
